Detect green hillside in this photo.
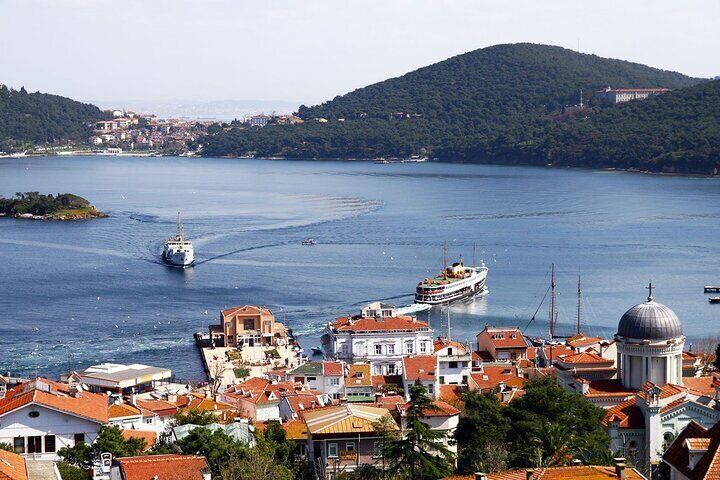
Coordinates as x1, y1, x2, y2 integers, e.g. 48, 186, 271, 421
200, 43, 716, 172
0, 84, 107, 147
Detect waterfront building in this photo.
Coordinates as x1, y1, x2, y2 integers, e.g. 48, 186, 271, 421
286, 361, 344, 400
476, 326, 529, 362
601, 289, 720, 469
0, 379, 108, 460
214, 305, 288, 348
303, 404, 399, 479
401, 355, 439, 399
596, 87, 670, 103
321, 311, 434, 376
109, 454, 211, 480
64, 363, 172, 394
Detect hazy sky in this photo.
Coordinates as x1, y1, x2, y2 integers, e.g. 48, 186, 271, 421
1, 0, 718, 106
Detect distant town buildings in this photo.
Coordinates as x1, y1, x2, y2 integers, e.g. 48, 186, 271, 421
596, 87, 670, 103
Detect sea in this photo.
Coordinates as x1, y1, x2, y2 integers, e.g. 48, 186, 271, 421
1, 156, 719, 381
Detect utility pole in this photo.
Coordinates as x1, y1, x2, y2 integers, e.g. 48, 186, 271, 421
576, 276, 582, 335
549, 263, 556, 339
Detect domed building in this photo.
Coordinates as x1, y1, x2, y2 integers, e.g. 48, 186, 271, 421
615, 286, 685, 389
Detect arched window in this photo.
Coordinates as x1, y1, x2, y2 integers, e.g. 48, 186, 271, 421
663, 432, 675, 451
627, 440, 638, 459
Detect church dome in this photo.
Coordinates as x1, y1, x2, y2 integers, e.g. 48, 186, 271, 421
617, 299, 682, 340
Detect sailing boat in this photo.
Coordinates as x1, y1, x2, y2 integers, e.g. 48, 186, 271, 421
162, 213, 195, 267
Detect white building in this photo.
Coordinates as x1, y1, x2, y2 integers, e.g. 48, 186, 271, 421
285, 361, 344, 400
433, 338, 472, 386
0, 379, 108, 460
596, 87, 670, 103
321, 310, 434, 376
401, 355, 439, 399
65, 363, 172, 394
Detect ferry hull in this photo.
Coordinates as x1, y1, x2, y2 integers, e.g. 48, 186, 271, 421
415, 266, 488, 305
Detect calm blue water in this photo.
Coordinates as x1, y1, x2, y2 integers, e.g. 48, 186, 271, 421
1, 156, 719, 380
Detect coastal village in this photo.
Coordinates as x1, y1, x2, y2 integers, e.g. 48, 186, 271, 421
2, 282, 720, 480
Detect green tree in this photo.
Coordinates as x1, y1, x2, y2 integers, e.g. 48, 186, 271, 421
56, 462, 92, 480
384, 382, 454, 480
454, 391, 510, 473
58, 426, 146, 470
0, 443, 14, 452
713, 343, 720, 371
218, 436, 293, 480
173, 408, 219, 426
176, 428, 246, 476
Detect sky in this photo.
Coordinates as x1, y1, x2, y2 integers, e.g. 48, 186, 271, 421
1, 0, 719, 109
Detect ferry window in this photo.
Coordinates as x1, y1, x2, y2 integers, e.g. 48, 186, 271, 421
44, 435, 56, 453
13, 437, 24, 454
328, 443, 338, 458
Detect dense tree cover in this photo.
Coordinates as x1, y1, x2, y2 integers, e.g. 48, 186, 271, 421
59, 426, 146, 470
200, 43, 718, 173
56, 462, 92, 480
172, 408, 219, 426
454, 377, 612, 474
0, 84, 107, 147
0, 192, 91, 216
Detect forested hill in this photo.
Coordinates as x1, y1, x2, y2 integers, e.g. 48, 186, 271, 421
200, 43, 719, 174
0, 84, 107, 146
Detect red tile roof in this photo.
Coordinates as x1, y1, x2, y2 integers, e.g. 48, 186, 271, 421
221, 305, 272, 317
478, 327, 528, 349
224, 378, 304, 405
439, 385, 465, 405
603, 399, 644, 429
470, 365, 521, 391
114, 454, 209, 480
402, 355, 437, 381
683, 376, 720, 397
397, 400, 460, 417
322, 362, 343, 376
433, 338, 467, 354
663, 420, 720, 480
557, 351, 614, 366
0, 449, 27, 480
0, 379, 108, 423
585, 379, 636, 398
332, 315, 429, 333
134, 398, 178, 417
541, 344, 575, 362
565, 334, 603, 349
345, 364, 372, 387
120, 430, 157, 451
443, 465, 645, 479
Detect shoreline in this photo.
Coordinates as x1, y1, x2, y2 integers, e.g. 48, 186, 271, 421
3, 152, 719, 179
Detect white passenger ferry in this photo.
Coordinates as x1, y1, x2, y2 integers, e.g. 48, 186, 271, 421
415, 244, 488, 305
162, 214, 195, 268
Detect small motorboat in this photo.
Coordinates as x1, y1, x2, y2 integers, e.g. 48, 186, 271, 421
302, 238, 316, 246
709, 297, 720, 304
311, 346, 323, 355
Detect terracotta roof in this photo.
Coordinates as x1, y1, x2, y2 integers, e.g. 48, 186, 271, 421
303, 404, 398, 435
345, 364, 372, 387
603, 399, 644, 429
663, 420, 720, 480
374, 395, 405, 408
174, 393, 235, 414
565, 334, 603, 349
683, 376, 720, 397
478, 327, 528, 349
282, 419, 309, 440
397, 400, 460, 417
331, 315, 429, 333
557, 351, 614, 366
637, 382, 685, 401
542, 345, 575, 362
585, 379, 636, 398
322, 362, 343, 376
402, 355, 437, 382
470, 365, 521, 391
120, 430, 157, 451
0, 379, 108, 423
433, 338, 467, 354
114, 454, 209, 480
221, 305, 271, 317
439, 385, 464, 404
109, 402, 142, 419
134, 398, 178, 416
372, 375, 402, 391
443, 465, 645, 479
0, 449, 27, 480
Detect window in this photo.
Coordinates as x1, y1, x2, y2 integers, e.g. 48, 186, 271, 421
663, 432, 675, 451
330, 378, 340, 386
13, 437, 24, 454
447, 347, 453, 355
420, 342, 427, 353
387, 364, 396, 375
306, 377, 316, 382
462, 375, 468, 384
27, 436, 42, 454
449, 361, 458, 369
44, 435, 56, 453
386, 344, 395, 355
439, 376, 445, 384
74, 433, 85, 445
375, 344, 382, 355
243, 319, 255, 331
374, 364, 382, 375
405, 341, 414, 354
328, 443, 338, 458
145, 418, 153, 424
428, 383, 434, 394
346, 442, 356, 452
373, 441, 383, 458
298, 443, 307, 457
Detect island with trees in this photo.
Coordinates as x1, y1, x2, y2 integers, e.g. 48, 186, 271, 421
0, 192, 107, 220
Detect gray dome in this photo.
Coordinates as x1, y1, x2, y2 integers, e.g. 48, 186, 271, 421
617, 300, 682, 340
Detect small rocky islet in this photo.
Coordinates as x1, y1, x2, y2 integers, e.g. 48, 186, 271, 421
0, 192, 107, 220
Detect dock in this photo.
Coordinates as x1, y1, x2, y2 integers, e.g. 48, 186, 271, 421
704, 286, 720, 293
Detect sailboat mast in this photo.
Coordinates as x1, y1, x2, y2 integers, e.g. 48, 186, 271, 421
447, 305, 452, 341
472, 242, 476, 268
549, 263, 556, 339
576, 275, 582, 335
443, 241, 448, 278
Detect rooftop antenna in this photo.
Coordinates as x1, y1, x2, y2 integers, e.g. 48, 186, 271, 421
576, 275, 582, 335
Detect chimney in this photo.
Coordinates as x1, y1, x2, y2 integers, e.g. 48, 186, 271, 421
474, 474, 488, 480
167, 394, 178, 404
525, 469, 534, 480
613, 458, 627, 479
130, 393, 137, 407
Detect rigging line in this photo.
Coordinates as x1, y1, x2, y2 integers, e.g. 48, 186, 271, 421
523, 282, 552, 334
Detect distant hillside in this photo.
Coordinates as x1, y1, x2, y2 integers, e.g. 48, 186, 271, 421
200, 43, 715, 172
0, 84, 107, 146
